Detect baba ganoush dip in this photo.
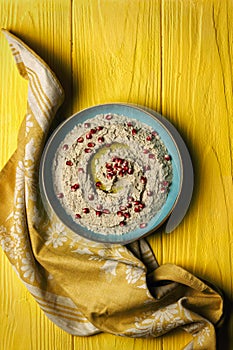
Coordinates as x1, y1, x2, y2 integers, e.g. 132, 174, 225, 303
53, 113, 173, 235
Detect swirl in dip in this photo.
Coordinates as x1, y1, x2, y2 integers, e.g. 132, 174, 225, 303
53, 113, 172, 235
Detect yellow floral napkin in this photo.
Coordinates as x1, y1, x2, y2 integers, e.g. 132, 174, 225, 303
0, 30, 224, 349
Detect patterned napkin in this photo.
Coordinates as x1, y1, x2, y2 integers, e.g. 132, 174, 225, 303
0, 30, 224, 349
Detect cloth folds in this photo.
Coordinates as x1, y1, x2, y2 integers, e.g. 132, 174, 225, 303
0, 29, 224, 349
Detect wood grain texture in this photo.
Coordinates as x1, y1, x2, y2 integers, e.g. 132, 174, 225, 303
0, 0, 232, 349
160, 1, 233, 348
0, 1, 74, 350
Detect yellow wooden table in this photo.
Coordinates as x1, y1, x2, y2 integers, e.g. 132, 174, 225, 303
0, 0, 232, 349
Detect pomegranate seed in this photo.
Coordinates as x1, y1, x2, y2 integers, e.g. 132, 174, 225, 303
143, 149, 149, 154
78, 167, 84, 173
90, 128, 97, 134
85, 148, 92, 153
164, 154, 171, 161
119, 220, 126, 227
139, 203, 145, 209
127, 122, 133, 127
162, 181, 169, 186
86, 133, 92, 139
105, 114, 112, 120
118, 170, 124, 177
112, 156, 117, 162
149, 154, 155, 159
127, 203, 132, 208
75, 213, 81, 219
62, 144, 69, 150
97, 126, 104, 131
134, 201, 141, 205
106, 162, 112, 168
124, 212, 131, 218
152, 131, 158, 136
98, 136, 104, 143
71, 183, 80, 191
140, 176, 147, 184
146, 134, 153, 141
128, 196, 134, 202
88, 194, 94, 200
147, 190, 153, 196
122, 161, 128, 167
140, 223, 147, 229
119, 205, 127, 211
57, 193, 64, 198
87, 142, 95, 147
132, 128, 137, 135
84, 123, 90, 128
77, 137, 84, 143
123, 166, 129, 172
107, 169, 113, 175
96, 211, 102, 217
66, 160, 73, 166
96, 181, 102, 188
127, 168, 134, 175
96, 204, 103, 210
143, 165, 151, 172
107, 168, 114, 174
117, 211, 124, 217
82, 208, 90, 214
134, 207, 141, 213
103, 209, 110, 214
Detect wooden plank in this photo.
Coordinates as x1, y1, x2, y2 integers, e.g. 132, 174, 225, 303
71, 0, 164, 262
75, 334, 163, 350
161, 0, 233, 348
72, 1, 163, 349
71, 0, 162, 112
0, 1, 73, 349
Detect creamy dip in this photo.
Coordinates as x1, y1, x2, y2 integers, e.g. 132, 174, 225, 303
53, 113, 172, 235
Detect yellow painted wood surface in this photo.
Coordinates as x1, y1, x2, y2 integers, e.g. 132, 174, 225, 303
0, 0, 232, 349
